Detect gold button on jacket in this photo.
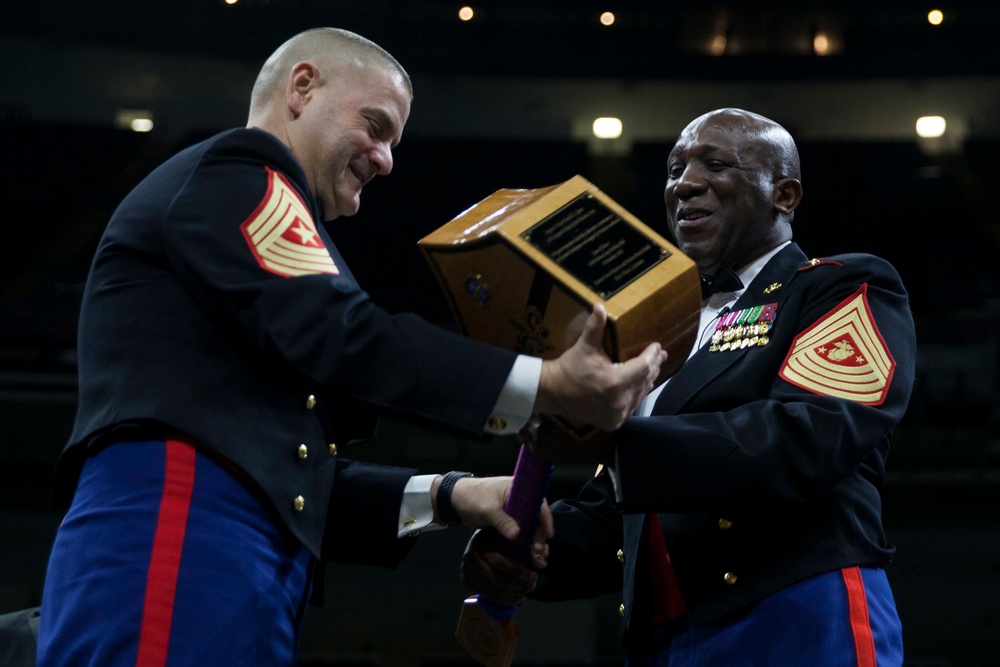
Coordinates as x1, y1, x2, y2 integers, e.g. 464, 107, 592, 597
718, 518, 733, 530
618, 603, 626, 618
305, 395, 317, 410
297, 444, 308, 459
293, 495, 305, 512
328, 443, 338, 456
723, 572, 738, 585
617, 548, 624, 563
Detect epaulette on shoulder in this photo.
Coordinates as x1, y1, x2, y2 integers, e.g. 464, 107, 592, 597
797, 257, 843, 273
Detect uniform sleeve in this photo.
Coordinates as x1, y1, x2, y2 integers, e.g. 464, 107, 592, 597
159, 143, 517, 438
531, 470, 625, 601
321, 458, 418, 566
614, 255, 917, 514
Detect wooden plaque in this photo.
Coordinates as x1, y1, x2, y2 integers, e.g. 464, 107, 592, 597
419, 175, 700, 417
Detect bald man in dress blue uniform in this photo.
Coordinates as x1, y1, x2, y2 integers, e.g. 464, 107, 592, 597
462, 108, 915, 666
35, 28, 665, 667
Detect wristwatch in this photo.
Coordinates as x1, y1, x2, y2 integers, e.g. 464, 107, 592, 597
436, 471, 474, 525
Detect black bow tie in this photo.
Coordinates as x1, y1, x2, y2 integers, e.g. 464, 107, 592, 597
700, 267, 744, 299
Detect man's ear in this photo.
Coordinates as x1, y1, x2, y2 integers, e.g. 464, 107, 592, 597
286, 61, 320, 118
772, 178, 803, 215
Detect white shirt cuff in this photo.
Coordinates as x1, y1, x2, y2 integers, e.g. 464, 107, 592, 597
484, 354, 540, 435
398, 475, 445, 537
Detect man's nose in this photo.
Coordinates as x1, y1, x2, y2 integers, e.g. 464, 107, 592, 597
671, 166, 707, 199
372, 143, 394, 176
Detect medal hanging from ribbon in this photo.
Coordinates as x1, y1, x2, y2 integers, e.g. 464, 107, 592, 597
709, 302, 779, 352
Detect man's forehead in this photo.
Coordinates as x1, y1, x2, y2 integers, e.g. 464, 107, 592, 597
669, 132, 741, 160
684, 115, 746, 139
671, 119, 771, 159
347, 65, 411, 127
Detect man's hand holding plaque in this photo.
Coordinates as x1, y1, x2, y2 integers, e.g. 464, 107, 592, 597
535, 303, 665, 433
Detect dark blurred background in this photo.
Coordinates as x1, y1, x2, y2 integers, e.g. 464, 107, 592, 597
1, 1, 999, 665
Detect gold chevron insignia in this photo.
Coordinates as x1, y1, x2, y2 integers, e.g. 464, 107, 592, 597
778, 285, 895, 405
240, 167, 339, 277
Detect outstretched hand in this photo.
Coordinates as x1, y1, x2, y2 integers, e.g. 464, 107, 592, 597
535, 304, 666, 431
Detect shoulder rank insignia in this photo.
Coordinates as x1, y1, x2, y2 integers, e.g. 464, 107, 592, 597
778, 284, 895, 405
709, 302, 779, 352
240, 166, 340, 277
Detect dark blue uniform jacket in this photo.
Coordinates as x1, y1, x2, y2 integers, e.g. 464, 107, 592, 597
532, 243, 917, 641
54, 127, 517, 567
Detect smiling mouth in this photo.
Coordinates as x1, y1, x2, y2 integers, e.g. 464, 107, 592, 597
348, 167, 366, 188
676, 209, 712, 224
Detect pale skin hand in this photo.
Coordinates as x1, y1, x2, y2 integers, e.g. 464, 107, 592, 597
535, 303, 667, 431
430, 475, 555, 542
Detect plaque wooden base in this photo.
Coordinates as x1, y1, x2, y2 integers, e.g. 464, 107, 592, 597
419, 175, 700, 388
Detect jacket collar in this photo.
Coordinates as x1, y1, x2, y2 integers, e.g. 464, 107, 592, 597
650, 243, 808, 416
729, 242, 807, 313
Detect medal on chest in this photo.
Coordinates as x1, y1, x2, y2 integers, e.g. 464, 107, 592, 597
709, 302, 779, 352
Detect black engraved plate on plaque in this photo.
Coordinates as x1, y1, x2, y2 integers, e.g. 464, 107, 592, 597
520, 193, 670, 299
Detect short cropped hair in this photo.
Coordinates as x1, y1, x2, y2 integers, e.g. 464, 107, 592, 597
249, 27, 412, 115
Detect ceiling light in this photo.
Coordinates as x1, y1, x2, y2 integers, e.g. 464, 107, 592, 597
130, 118, 154, 133
458, 6, 474, 21
593, 117, 622, 139
915, 116, 946, 138
114, 109, 154, 133
927, 10, 944, 25
709, 33, 727, 56
813, 32, 830, 56
600, 12, 615, 26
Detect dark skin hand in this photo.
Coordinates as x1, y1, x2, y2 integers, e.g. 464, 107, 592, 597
461, 526, 551, 606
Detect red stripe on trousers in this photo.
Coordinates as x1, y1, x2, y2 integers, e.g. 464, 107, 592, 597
647, 515, 687, 623
841, 566, 877, 667
135, 440, 197, 667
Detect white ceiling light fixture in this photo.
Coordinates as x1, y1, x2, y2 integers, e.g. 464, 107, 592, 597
915, 115, 946, 138
592, 117, 623, 139
114, 109, 154, 133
